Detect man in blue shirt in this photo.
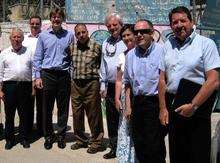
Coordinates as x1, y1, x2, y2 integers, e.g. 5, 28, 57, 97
124, 19, 166, 163
159, 6, 220, 163
33, 8, 74, 150
100, 13, 127, 159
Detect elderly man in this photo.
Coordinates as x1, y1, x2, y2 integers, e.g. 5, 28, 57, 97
33, 8, 74, 150
23, 15, 43, 135
70, 24, 105, 154
0, 28, 33, 149
159, 6, 220, 163
124, 19, 166, 163
100, 13, 127, 159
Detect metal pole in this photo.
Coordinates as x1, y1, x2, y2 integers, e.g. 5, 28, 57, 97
40, 0, 43, 18
192, 0, 197, 24
2, 0, 6, 22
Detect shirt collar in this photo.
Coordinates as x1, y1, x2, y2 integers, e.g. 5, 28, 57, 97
11, 46, 26, 54
28, 32, 40, 38
48, 27, 65, 35
170, 29, 197, 49
136, 41, 155, 57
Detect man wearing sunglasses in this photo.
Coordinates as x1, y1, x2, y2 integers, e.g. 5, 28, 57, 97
124, 19, 166, 163
23, 15, 43, 136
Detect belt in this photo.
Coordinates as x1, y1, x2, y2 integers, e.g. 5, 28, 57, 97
134, 95, 158, 101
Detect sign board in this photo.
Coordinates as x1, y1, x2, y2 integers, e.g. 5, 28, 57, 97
66, 0, 190, 24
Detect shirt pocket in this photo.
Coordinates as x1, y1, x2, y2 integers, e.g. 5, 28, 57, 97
146, 63, 159, 80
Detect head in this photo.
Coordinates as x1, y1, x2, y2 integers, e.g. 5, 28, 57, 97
10, 28, 24, 52
29, 15, 41, 36
50, 8, 65, 32
169, 6, 194, 41
120, 24, 135, 50
74, 24, 89, 44
134, 19, 154, 49
105, 13, 123, 38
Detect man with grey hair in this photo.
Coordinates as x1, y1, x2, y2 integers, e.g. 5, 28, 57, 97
0, 28, 33, 149
100, 12, 127, 159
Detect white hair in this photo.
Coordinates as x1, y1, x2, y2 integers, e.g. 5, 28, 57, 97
105, 12, 123, 26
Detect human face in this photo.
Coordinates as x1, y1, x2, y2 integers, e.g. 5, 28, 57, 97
106, 17, 122, 38
75, 25, 89, 44
170, 12, 194, 41
10, 30, 23, 51
122, 29, 135, 50
30, 18, 41, 36
134, 21, 153, 49
50, 13, 63, 31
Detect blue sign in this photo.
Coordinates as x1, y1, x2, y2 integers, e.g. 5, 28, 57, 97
66, 0, 190, 24
115, 0, 189, 24
200, 0, 220, 31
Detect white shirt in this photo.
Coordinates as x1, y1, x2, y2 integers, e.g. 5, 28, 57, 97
0, 46, 33, 84
23, 33, 39, 56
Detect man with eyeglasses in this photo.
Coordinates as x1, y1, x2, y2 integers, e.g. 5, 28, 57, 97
124, 19, 166, 163
33, 8, 74, 150
23, 15, 43, 136
100, 13, 127, 159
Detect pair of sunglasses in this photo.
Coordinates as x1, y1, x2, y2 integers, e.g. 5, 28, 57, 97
134, 29, 152, 35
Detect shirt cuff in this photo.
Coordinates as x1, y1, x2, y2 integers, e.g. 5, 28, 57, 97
35, 71, 41, 79
100, 82, 106, 91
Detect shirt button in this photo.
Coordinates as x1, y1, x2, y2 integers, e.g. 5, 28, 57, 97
140, 80, 144, 84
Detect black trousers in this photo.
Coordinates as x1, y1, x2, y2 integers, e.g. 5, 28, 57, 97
132, 95, 166, 163
169, 110, 211, 163
28, 88, 43, 133
41, 70, 71, 139
3, 81, 32, 141
105, 83, 119, 150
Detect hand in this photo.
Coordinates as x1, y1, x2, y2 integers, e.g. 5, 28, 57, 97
35, 78, 43, 89
0, 90, 4, 101
115, 98, 122, 112
175, 103, 195, 117
159, 108, 169, 126
124, 107, 132, 120
100, 90, 107, 98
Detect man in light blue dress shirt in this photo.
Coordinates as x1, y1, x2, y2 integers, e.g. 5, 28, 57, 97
33, 8, 74, 150
158, 6, 220, 163
124, 19, 166, 163
100, 13, 127, 159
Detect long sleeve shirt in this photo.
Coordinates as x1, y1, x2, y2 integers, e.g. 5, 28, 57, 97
33, 28, 74, 79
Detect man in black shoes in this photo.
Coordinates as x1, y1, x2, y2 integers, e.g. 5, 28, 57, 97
70, 24, 105, 154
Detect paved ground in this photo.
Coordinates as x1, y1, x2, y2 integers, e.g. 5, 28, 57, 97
0, 103, 219, 163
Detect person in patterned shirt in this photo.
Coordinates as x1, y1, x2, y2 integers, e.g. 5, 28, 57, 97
70, 24, 105, 154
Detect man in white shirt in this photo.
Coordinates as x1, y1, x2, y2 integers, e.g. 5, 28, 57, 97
23, 15, 43, 135
0, 28, 33, 150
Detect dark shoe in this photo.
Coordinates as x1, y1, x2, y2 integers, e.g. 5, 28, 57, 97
70, 142, 88, 150
103, 149, 116, 159
20, 139, 30, 148
87, 145, 106, 154
57, 137, 66, 149
44, 136, 56, 150
5, 140, 14, 150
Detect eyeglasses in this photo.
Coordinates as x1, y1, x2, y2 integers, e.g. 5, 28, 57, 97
134, 29, 152, 36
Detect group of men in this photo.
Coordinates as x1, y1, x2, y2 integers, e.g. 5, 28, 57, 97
0, 5, 219, 163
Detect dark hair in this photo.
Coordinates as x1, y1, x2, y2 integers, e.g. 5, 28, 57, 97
120, 24, 134, 38
49, 8, 65, 20
169, 6, 192, 24
29, 15, 41, 24
74, 23, 87, 32
136, 19, 153, 29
